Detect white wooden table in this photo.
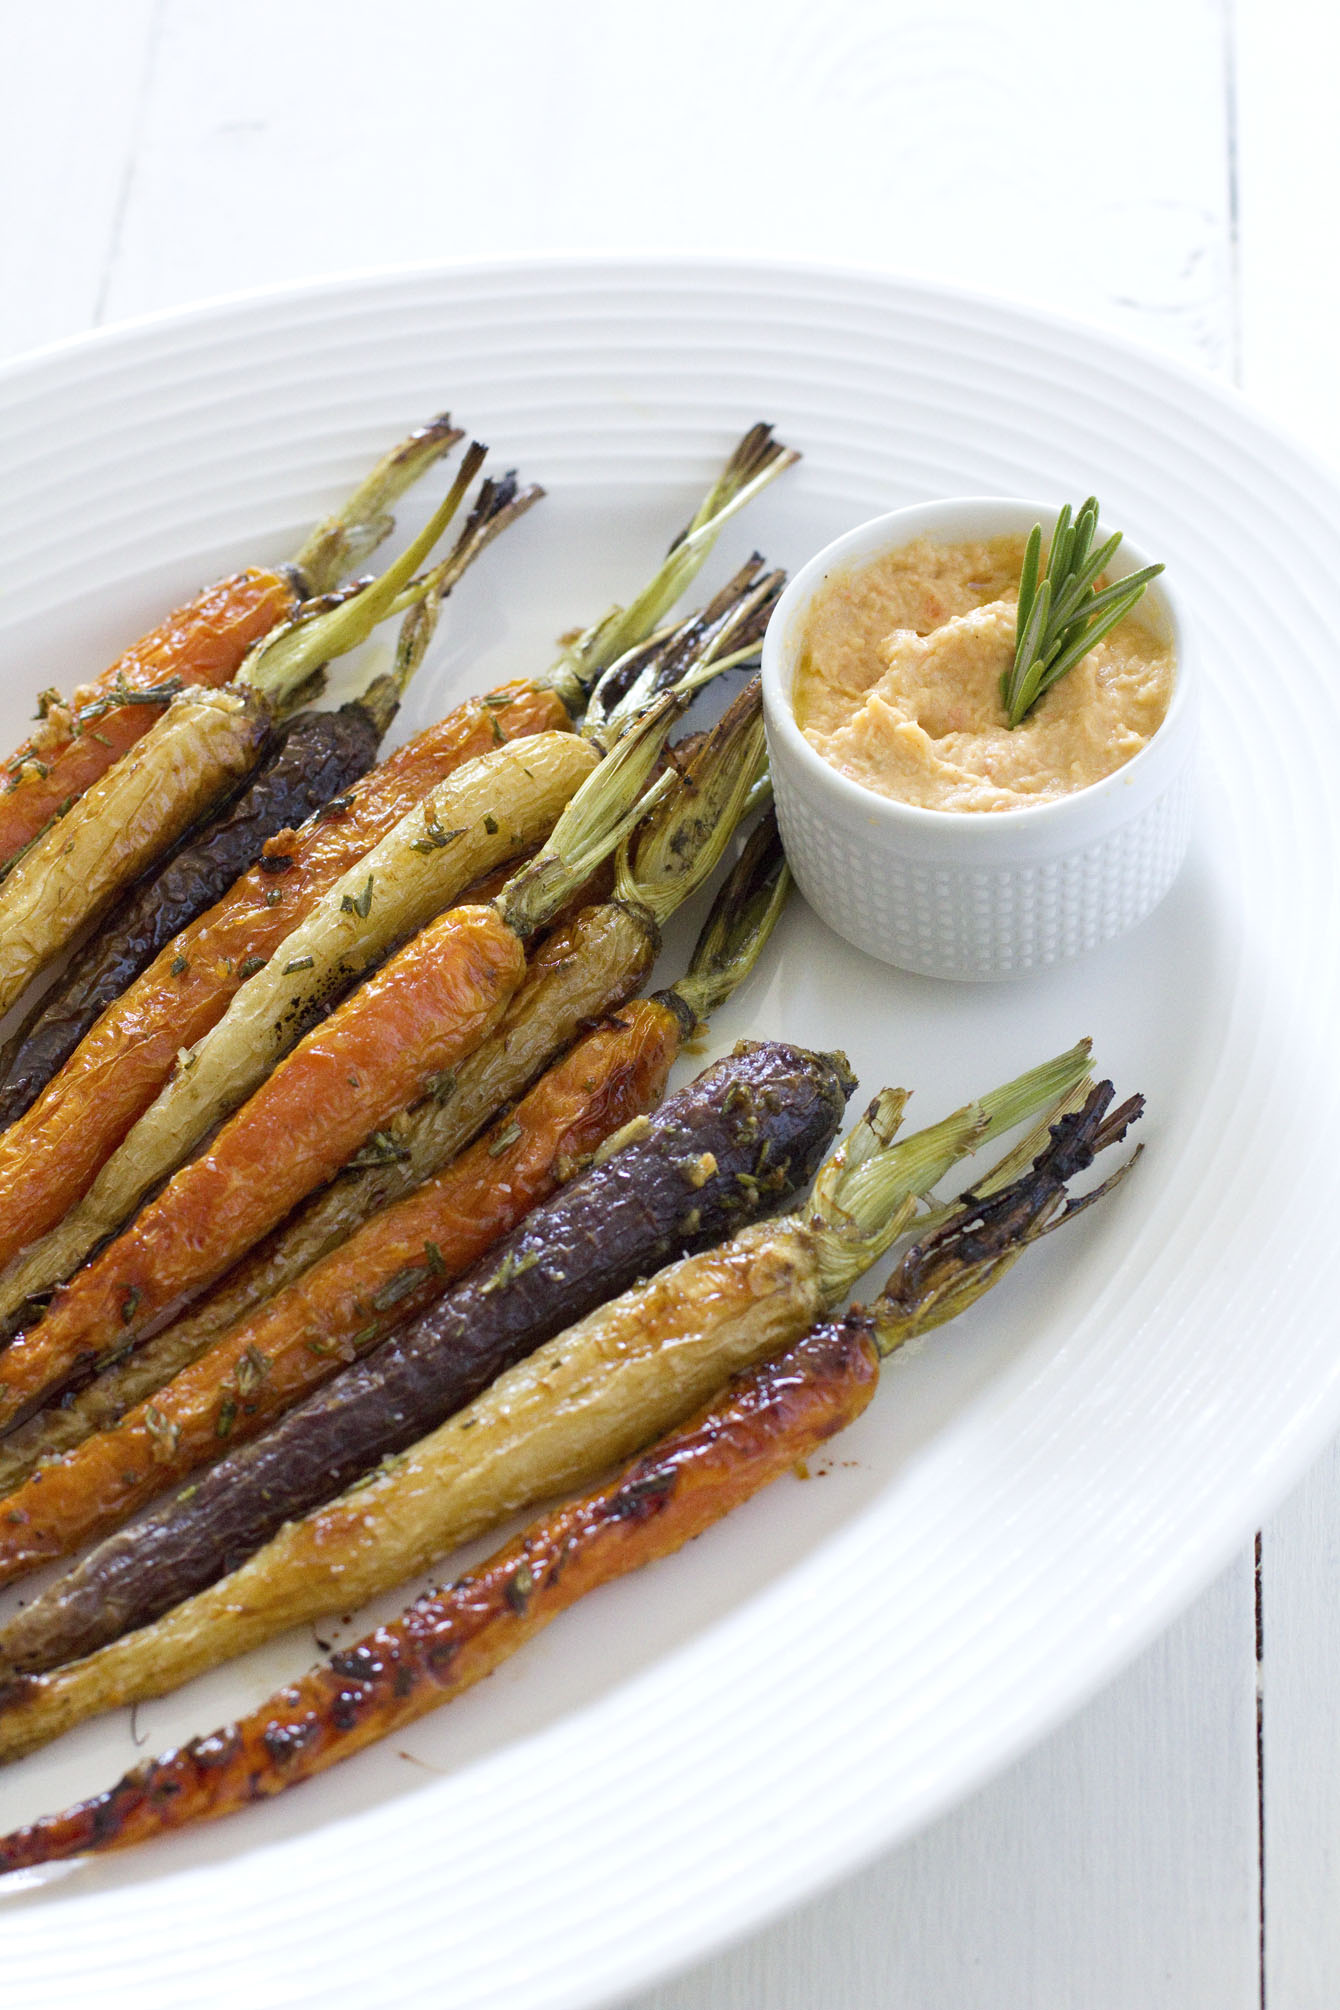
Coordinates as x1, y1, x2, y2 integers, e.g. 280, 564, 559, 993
2, 2, 1336, 2002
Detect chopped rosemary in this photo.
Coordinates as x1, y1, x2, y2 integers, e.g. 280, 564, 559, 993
483, 813, 499, 835
234, 1344, 271, 1396
73, 674, 183, 728
590, 1112, 652, 1169
488, 1119, 523, 1157
238, 954, 267, 980
505, 1562, 535, 1613
120, 1286, 141, 1325
410, 806, 464, 854
348, 1129, 410, 1168
265, 887, 283, 906
316, 794, 353, 822
340, 873, 375, 920
144, 1404, 180, 1455
371, 1265, 428, 1313
0, 796, 73, 884
283, 954, 315, 974
1001, 498, 1164, 727
170, 955, 189, 977
480, 1246, 539, 1295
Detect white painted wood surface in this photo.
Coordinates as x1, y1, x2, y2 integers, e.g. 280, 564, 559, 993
0, 0, 1333, 2001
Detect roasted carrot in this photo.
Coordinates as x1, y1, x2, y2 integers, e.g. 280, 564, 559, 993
0, 572, 295, 879
0, 1002, 680, 1582
0, 899, 657, 1494
0, 413, 463, 876
0, 431, 791, 1298
0, 687, 272, 1020
0, 436, 503, 1030
0, 1085, 1140, 1845
0, 670, 759, 1440
0, 795, 611, 1442
36, 1042, 1082, 1684
0, 1323, 876, 1862
0, 800, 784, 1577
0, 901, 525, 1434
0, 471, 541, 1132
0, 1035, 855, 1723
0, 686, 570, 1287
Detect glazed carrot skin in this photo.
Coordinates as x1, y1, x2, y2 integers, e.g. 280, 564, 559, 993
0, 568, 297, 875
0, 1001, 679, 1581
0, 695, 391, 1131
0, 906, 527, 1436
0, 1317, 876, 1868
0, 894, 648, 1499
0, 679, 568, 1274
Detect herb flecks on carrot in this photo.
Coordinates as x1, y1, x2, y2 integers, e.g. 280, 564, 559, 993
0, 683, 569, 1279
0, 744, 783, 1655
0, 408, 469, 878
0, 470, 545, 1140
0, 905, 527, 1438
0, 900, 658, 1497
0, 569, 297, 878
0, 687, 274, 1021
0, 1082, 1141, 1849
0, 1002, 679, 1581
0, 1320, 873, 1866
0, 423, 796, 1290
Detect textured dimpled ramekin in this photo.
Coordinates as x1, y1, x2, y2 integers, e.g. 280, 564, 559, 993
762, 499, 1197, 981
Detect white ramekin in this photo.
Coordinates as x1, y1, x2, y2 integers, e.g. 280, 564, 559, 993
762, 498, 1197, 981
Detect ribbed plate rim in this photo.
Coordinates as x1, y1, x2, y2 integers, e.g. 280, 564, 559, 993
0, 256, 1333, 2010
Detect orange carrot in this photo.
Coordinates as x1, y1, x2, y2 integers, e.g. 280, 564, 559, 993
0, 1001, 678, 1579
0, 692, 712, 1435
0, 680, 568, 1273
0, 1317, 876, 1866
0, 410, 470, 878
0, 426, 798, 1279
0, 906, 527, 1435
0, 569, 297, 875
0, 1080, 1140, 1856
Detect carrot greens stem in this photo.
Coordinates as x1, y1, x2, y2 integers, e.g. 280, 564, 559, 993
545, 425, 798, 713
239, 443, 486, 706
808, 1041, 1094, 1298
288, 413, 466, 594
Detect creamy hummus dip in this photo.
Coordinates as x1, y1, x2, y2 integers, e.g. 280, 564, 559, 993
792, 533, 1175, 812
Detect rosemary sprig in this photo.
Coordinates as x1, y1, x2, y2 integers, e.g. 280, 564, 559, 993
1001, 498, 1163, 728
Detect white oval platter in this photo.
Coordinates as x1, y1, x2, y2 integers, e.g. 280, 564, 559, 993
0, 259, 1335, 2010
